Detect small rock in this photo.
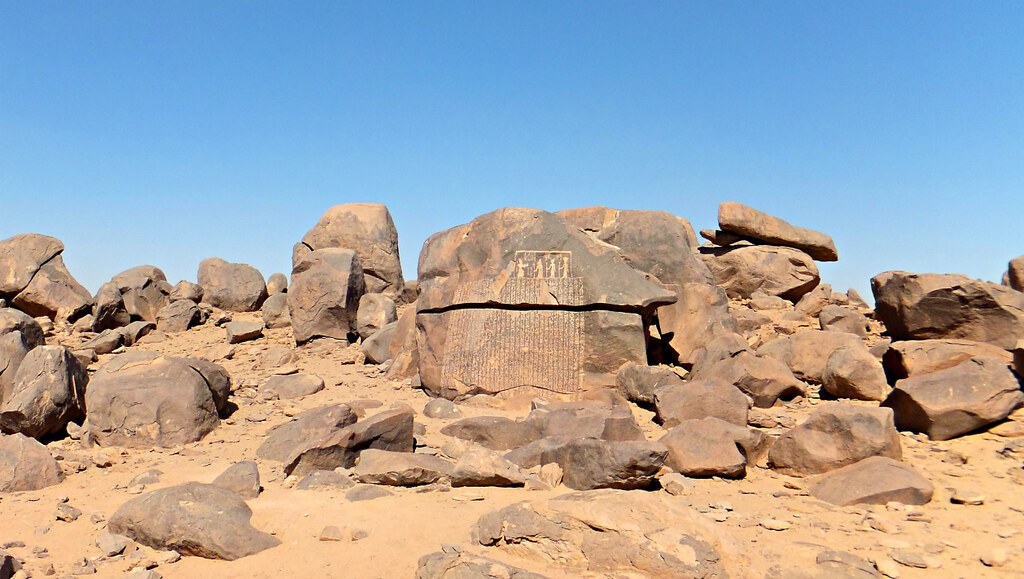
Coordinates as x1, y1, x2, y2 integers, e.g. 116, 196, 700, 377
319, 525, 345, 542
95, 532, 130, 556
950, 489, 984, 505
760, 519, 791, 531
423, 398, 461, 419
225, 320, 263, 344
55, 503, 82, 522
345, 485, 394, 502
874, 556, 902, 578
980, 548, 1008, 567
890, 550, 928, 568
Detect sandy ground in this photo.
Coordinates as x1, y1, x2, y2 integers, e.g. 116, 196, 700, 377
2, 309, 1023, 579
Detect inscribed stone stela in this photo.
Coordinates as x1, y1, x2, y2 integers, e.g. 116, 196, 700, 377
441, 251, 585, 395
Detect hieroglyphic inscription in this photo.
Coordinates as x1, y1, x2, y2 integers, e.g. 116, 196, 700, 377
442, 251, 585, 395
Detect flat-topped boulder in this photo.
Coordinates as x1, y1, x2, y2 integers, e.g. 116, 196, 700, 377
872, 271, 1024, 349
882, 339, 1013, 381
809, 456, 933, 506
297, 203, 404, 298
718, 201, 838, 261
415, 208, 676, 399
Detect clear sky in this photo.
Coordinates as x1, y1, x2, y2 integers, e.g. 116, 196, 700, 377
2, 2, 1022, 302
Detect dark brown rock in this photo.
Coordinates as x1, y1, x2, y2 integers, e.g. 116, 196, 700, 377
356, 293, 397, 340
156, 300, 201, 333
284, 408, 415, 477
718, 201, 838, 261
288, 248, 365, 345
225, 320, 263, 344
169, 281, 203, 303
91, 282, 130, 332
212, 460, 261, 499
700, 245, 820, 301
0, 345, 87, 438
12, 255, 92, 321
881, 357, 1023, 440
0, 234, 64, 296
822, 346, 890, 401
256, 404, 358, 462
882, 339, 1013, 382
769, 403, 901, 476
539, 438, 667, 490
809, 456, 933, 506
0, 308, 45, 406
872, 271, 1024, 349
0, 432, 64, 492
197, 258, 267, 312
108, 482, 279, 560
118, 276, 172, 323
352, 449, 454, 486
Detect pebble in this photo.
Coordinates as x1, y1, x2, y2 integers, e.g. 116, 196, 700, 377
890, 550, 928, 569
874, 556, 902, 578
980, 548, 1008, 567
950, 489, 985, 505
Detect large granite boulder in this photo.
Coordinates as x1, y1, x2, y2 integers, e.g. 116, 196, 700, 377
297, 203, 404, 298
11, 255, 92, 321
283, 408, 415, 477
288, 248, 365, 345
355, 293, 397, 340
768, 403, 902, 476
1008, 255, 1024, 292
116, 273, 172, 323
0, 345, 87, 438
882, 339, 1013, 382
0, 309, 45, 406
538, 439, 667, 490
822, 346, 890, 401
881, 357, 1023, 441
699, 245, 820, 301
472, 490, 746, 577
0, 234, 64, 296
0, 432, 64, 492
85, 352, 230, 448
256, 404, 358, 462
689, 351, 806, 408
872, 271, 1024, 349
415, 208, 676, 399
809, 456, 933, 507
717, 201, 839, 261
111, 265, 166, 287
653, 377, 749, 427
656, 282, 738, 366
658, 417, 760, 478
757, 329, 868, 383
197, 258, 268, 312
91, 282, 130, 331
155, 299, 201, 333
109, 482, 280, 560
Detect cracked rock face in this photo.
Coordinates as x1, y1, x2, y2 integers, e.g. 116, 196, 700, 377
85, 351, 230, 448
414, 207, 676, 400
472, 490, 746, 577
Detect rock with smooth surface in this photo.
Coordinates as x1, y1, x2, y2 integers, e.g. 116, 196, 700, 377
0, 432, 64, 492
872, 271, 1024, 349
212, 460, 261, 499
353, 449, 453, 486
0, 345, 87, 438
691, 351, 806, 408
882, 339, 1013, 381
757, 329, 867, 383
769, 403, 902, 476
12, 255, 92, 321
700, 245, 820, 301
882, 357, 1024, 440
260, 293, 290, 329
264, 373, 324, 400
256, 404, 358, 462
284, 408, 415, 477
266, 272, 288, 295
197, 258, 268, 313
718, 201, 838, 261
289, 248, 365, 345
658, 418, 750, 478
654, 377, 749, 427
155, 300, 201, 333
355, 293, 397, 340
1008, 255, 1024, 292
360, 321, 396, 365
169, 281, 203, 303
225, 320, 263, 344
0, 309, 45, 406
451, 445, 526, 487
0, 234, 64, 296
809, 456, 933, 506
822, 346, 890, 401
108, 482, 280, 560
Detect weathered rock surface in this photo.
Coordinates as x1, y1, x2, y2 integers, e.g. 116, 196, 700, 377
757, 329, 867, 383
360, 321, 396, 365
356, 293, 397, 340
111, 265, 167, 287
0, 309, 45, 406
225, 320, 263, 343
212, 460, 261, 499
0, 432, 64, 492
197, 258, 268, 312
538, 438, 667, 490
872, 271, 1024, 349
700, 245, 820, 301
0, 345, 87, 438
12, 255, 92, 321
882, 357, 1023, 440
691, 352, 806, 408
656, 282, 738, 366
819, 304, 871, 337
155, 300, 201, 333
615, 362, 683, 405
298, 203, 404, 297
284, 408, 415, 477
416, 208, 676, 398
769, 403, 902, 476
85, 352, 228, 448
451, 444, 526, 487
822, 346, 890, 401
659, 418, 750, 478
416, 551, 549, 579
260, 293, 290, 329
266, 272, 288, 295
0, 234, 64, 296
91, 282, 130, 332
264, 373, 324, 400
169, 280, 203, 303
256, 404, 358, 462
1008, 255, 1024, 292
809, 456, 934, 506
882, 339, 1013, 381
718, 201, 838, 261
289, 248, 365, 345
109, 482, 280, 560
118, 275, 172, 323
353, 449, 454, 486
472, 490, 745, 577
654, 377, 749, 427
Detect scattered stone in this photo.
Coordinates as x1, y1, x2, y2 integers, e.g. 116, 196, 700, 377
256, 404, 358, 462
814, 550, 880, 579
0, 432, 64, 491
980, 548, 1009, 567
759, 519, 791, 531
55, 503, 81, 522
659, 472, 695, 496
346, 485, 394, 502
284, 408, 415, 477
616, 362, 684, 406
295, 469, 354, 490
353, 449, 454, 486
95, 532, 130, 557
197, 258, 267, 312
809, 457, 933, 506
950, 489, 984, 505
889, 550, 928, 569
225, 320, 263, 344
423, 398, 461, 420
155, 300, 201, 333
211, 460, 261, 499
451, 445, 526, 487
263, 373, 324, 400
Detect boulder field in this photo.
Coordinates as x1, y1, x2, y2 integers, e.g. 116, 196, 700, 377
0, 201, 1021, 578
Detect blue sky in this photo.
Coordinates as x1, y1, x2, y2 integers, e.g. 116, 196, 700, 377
2, 2, 1022, 301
